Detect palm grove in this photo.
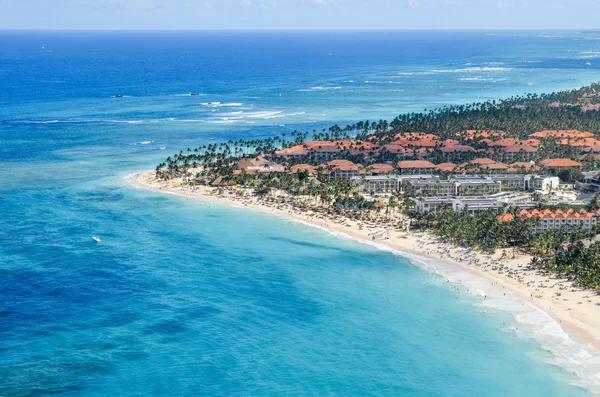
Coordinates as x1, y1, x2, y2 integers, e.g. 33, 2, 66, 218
156, 83, 600, 290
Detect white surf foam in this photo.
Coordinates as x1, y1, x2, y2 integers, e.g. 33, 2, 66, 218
288, 221, 600, 394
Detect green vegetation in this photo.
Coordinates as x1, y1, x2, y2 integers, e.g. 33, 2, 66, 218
412, 208, 536, 252
155, 82, 600, 291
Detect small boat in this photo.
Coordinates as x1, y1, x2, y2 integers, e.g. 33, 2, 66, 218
190, 92, 200, 96
93, 236, 101, 243
114, 95, 124, 98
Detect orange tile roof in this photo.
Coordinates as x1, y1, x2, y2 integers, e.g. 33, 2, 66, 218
469, 158, 497, 165
290, 164, 317, 174
394, 132, 440, 141
320, 160, 359, 172
502, 145, 537, 153
275, 145, 310, 156
497, 214, 514, 223
484, 162, 509, 170
383, 144, 408, 154
517, 208, 596, 220
407, 139, 437, 148
327, 159, 355, 167
440, 145, 476, 153
459, 129, 506, 139
529, 130, 595, 139
443, 139, 460, 146
368, 163, 395, 174
397, 160, 436, 169
522, 139, 542, 147
539, 158, 583, 168
436, 162, 457, 172
556, 138, 600, 147
508, 162, 540, 172
489, 138, 519, 147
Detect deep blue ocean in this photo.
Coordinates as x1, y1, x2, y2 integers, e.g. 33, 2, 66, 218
2, 31, 600, 396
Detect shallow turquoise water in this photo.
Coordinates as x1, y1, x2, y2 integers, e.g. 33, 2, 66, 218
1, 31, 600, 396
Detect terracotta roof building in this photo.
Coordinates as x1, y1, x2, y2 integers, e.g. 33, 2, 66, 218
382, 144, 408, 157
556, 138, 600, 147
539, 158, 583, 169
397, 160, 437, 175
319, 159, 361, 180
458, 129, 506, 139
516, 208, 598, 233
290, 164, 317, 175
529, 130, 595, 139
440, 145, 476, 154
436, 162, 457, 172
508, 162, 541, 172
368, 163, 396, 175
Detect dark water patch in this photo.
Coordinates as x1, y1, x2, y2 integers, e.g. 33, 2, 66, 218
179, 304, 222, 321
143, 319, 190, 336
266, 235, 351, 254
112, 349, 150, 362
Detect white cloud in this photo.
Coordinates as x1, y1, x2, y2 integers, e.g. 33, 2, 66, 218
408, 0, 421, 8
240, 0, 252, 7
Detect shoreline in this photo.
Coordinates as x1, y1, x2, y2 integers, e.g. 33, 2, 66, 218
126, 170, 600, 391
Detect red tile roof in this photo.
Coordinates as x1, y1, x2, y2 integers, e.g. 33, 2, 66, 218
443, 139, 460, 146
290, 164, 317, 174
501, 145, 537, 153
496, 214, 515, 223
489, 138, 519, 147
440, 145, 476, 153
458, 129, 506, 139
483, 162, 509, 170
508, 162, 540, 172
383, 144, 408, 154
517, 208, 597, 220
394, 132, 440, 141
556, 138, 600, 147
436, 162, 457, 172
397, 160, 436, 169
320, 160, 359, 172
368, 163, 395, 174
539, 158, 583, 168
529, 130, 595, 139
469, 158, 497, 165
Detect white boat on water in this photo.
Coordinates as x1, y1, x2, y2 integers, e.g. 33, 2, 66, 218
93, 236, 101, 243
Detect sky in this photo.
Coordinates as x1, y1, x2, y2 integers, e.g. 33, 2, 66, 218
0, 0, 598, 30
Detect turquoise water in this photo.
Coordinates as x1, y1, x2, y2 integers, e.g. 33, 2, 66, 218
2, 31, 600, 396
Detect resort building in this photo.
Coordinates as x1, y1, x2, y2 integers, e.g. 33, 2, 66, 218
529, 130, 594, 139
491, 174, 528, 191
526, 175, 560, 192
289, 164, 317, 175
436, 162, 457, 172
274, 145, 310, 159
406, 180, 455, 197
500, 145, 537, 161
367, 163, 395, 175
352, 175, 399, 193
514, 208, 599, 233
414, 195, 536, 215
320, 160, 360, 180
539, 158, 584, 171
451, 176, 502, 196
397, 160, 437, 175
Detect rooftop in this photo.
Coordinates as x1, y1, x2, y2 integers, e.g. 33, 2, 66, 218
397, 160, 436, 169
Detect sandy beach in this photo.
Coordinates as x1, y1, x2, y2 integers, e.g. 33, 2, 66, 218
126, 171, 600, 354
